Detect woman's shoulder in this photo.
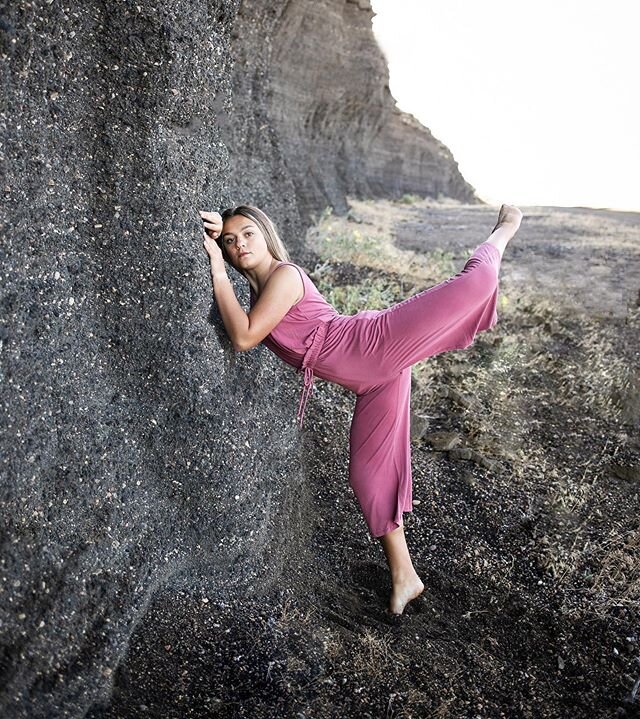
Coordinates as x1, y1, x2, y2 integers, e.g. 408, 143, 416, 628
249, 262, 302, 289
268, 261, 312, 288
269, 261, 308, 280
250, 261, 307, 305
272, 260, 305, 274
270, 262, 307, 306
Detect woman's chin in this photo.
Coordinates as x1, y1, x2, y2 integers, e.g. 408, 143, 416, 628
231, 258, 250, 272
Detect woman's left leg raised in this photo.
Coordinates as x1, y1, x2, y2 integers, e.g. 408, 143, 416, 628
360, 206, 522, 380
372, 241, 502, 377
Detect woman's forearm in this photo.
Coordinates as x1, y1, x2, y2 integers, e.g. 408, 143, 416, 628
211, 267, 250, 351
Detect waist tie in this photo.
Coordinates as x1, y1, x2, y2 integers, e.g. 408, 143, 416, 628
296, 320, 331, 428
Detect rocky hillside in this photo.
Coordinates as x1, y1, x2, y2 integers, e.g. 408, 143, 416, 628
1, 1, 475, 717
221, 1, 476, 235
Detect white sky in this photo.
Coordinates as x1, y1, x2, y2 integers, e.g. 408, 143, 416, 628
370, 0, 640, 211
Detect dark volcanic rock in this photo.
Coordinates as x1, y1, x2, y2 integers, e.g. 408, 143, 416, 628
0, 1, 475, 717
222, 1, 476, 231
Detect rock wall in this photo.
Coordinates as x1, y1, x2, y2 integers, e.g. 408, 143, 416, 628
267, 0, 475, 215
0, 0, 474, 716
226, 0, 475, 227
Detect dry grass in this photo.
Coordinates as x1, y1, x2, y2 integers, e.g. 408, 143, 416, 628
586, 526, 640, 609
536, 523, 640, 619
311, 264, 405, 315
305, 204, 458, 315
350, 627, 406, 681
276, 596, 318, 627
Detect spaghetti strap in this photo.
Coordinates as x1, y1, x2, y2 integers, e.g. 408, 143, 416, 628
250, 262, 300, 297
265, 262, 306, 308
266, 261, 296, 279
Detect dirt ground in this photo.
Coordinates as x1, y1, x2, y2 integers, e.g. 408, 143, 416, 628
95, 198, 640, 719
389, 200, 639, 320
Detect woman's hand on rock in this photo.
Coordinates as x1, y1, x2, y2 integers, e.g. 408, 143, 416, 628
200, 210, 223, 239
199, 210, 224, 265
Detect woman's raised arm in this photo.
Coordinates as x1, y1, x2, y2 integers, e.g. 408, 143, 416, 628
203, 225, 300, 351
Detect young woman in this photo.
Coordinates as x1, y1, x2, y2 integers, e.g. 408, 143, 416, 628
200, 203, 523, 614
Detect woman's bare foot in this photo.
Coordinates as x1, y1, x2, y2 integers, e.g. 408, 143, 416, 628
379, 525, 425, 614
491, 203, 523, 234
389, 573, 425, 615
483, 204, 523, 258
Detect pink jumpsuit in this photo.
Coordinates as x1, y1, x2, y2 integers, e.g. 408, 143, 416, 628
249, 241, 502, 538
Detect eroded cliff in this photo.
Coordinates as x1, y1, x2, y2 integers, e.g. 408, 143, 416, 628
253, 0, 475, 216
0, 1, 474, 715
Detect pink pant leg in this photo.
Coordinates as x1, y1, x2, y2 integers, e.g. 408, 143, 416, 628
344, 242, 501, 538
373, 241, 501, 378
348, 367, 413, 538
318, 242, 501, 538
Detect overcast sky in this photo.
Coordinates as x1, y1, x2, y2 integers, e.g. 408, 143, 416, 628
370, 0, 640, 211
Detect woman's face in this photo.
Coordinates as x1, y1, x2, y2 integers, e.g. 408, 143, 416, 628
221, 215, 271, 270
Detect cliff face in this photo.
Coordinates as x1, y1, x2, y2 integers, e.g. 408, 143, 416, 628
0, 1, 474, 715
227, 0, 475, 227
267, 1, 475, 214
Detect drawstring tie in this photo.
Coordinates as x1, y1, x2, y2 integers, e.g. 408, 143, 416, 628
296, 319, 331, 429
296, 366, 315, 428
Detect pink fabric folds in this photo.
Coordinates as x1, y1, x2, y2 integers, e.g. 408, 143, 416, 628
247, 242, 502, 537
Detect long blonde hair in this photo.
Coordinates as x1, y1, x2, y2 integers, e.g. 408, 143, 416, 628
218, 205, 290, 278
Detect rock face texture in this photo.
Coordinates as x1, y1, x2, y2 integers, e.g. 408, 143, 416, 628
0, 0, 474, 716
232, 1, 476, 219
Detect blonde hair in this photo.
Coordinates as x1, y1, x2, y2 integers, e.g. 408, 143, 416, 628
218, 205, 290, 277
